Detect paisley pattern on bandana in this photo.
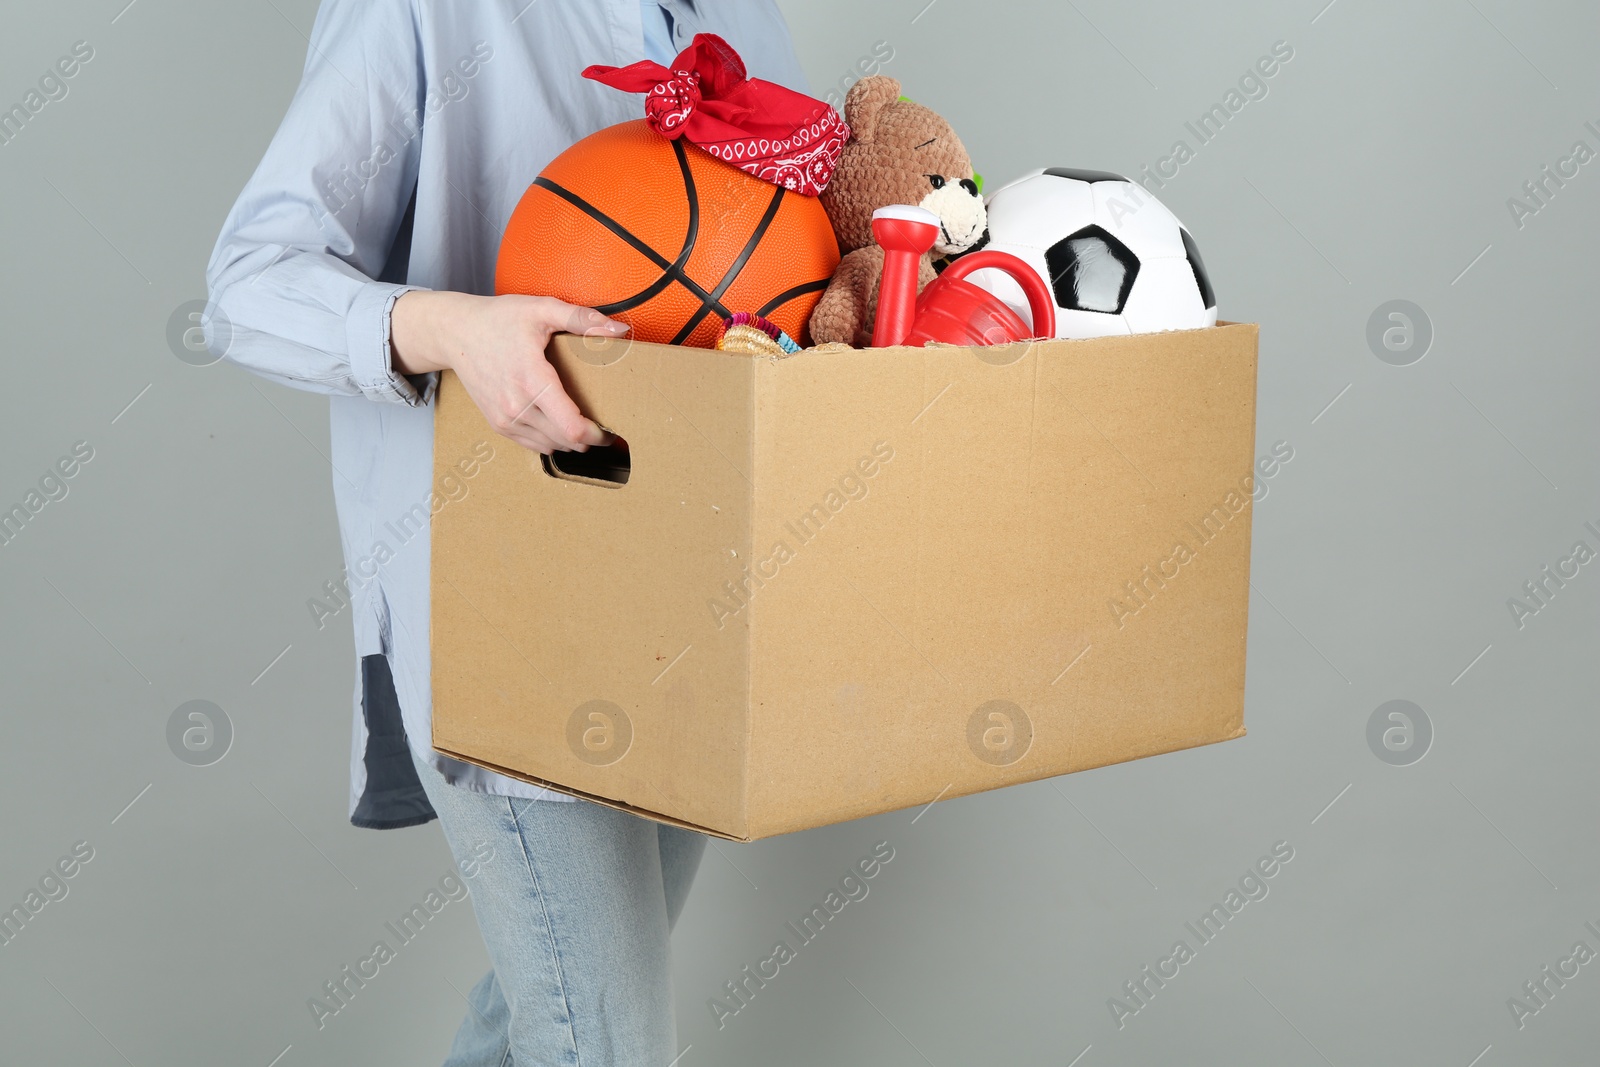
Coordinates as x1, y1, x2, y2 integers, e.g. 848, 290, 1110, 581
584, 33, 849, 197
699, 107, 847, 194
643, 70, 702, 136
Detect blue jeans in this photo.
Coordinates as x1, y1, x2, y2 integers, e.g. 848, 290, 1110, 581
410, 748, 708, 1066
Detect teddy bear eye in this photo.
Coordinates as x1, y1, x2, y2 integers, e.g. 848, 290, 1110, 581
926, 174, 945, 190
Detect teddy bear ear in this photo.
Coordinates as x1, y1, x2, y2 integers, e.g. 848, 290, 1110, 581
843, 76, 902, 144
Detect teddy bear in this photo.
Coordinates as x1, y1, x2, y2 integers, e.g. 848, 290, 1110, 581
808, 76, 987, 347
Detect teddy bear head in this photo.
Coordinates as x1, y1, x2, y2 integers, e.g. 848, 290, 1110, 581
820, 75, 986, 258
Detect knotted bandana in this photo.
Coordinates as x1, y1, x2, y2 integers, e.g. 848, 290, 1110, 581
584, 33, 848, 196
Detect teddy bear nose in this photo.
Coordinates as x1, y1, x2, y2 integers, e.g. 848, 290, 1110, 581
959, 178, 979, 197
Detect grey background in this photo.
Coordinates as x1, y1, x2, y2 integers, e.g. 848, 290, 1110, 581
0, 0, 1595, 1063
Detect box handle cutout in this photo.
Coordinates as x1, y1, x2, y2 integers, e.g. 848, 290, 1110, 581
540, 435, 630, 487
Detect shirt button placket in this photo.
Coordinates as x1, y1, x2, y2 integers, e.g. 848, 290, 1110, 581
671, 3, 694, 43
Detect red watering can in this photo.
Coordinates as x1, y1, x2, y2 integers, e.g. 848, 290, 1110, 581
870, 205, 1057, 348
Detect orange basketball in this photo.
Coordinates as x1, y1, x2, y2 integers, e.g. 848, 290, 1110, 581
496, 120, 839, 348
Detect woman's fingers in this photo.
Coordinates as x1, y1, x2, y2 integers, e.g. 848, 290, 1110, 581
543, 297, 630, 339
511, 360, 608, 451
513, 395, 614, 454
451, 293, 625, 455
501, 425, 560, 455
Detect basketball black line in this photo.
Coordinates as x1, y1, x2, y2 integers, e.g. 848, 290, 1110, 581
592, 274, 679, 316
530, 142, 804, 341
708, 184, 785, 304
662, 138, 727, 343
588, 144, 704, 316
662, 279, 733, 344
670, 138, 700, 278
531, 176, 674, 271
669, 306, 710, 346
531, 169, 728, 321
667, 182, 786, 345
755, 277, 831, 318
667, 281, 738, 346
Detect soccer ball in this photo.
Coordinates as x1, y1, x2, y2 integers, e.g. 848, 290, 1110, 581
964, 168, 1217, 339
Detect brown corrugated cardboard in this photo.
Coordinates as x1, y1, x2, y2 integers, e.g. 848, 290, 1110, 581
431, 323, 1258, 840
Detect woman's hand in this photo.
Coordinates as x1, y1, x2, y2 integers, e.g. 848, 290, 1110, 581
390, 290, 628, 454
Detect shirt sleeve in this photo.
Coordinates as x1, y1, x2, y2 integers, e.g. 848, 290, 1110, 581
203, 0, 433, 406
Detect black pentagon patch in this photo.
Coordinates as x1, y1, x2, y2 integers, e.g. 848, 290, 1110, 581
1044, 167, 1130, 184
1180, 229, 1216, 309
1045, 225, 1139, 314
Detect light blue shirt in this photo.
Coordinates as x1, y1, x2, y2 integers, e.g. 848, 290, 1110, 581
643, 0, 689, 64
203, 0, 807, 817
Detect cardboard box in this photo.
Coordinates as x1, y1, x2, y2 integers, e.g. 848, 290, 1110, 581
431, 323, 1258, 841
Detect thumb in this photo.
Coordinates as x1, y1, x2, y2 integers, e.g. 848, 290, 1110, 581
547, 299, 629, 337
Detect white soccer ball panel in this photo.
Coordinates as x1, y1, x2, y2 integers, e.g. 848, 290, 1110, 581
1119, 257, 1214, 333
1053, 307, 1135, 339
983, 174, 1095, 252
1091, 181, 1187, 260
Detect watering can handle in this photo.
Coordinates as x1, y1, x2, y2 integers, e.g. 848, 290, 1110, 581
939, 251, 1057, 339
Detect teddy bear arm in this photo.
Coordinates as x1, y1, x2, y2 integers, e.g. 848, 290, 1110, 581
810, 247, 884, 347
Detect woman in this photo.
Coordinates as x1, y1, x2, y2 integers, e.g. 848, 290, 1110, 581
203, 1, 809, 1061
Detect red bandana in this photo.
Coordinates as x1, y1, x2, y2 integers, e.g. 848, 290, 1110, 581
583, 34, 848, 197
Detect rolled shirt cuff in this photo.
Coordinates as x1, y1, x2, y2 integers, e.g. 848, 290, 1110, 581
347, 280, 436, 406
